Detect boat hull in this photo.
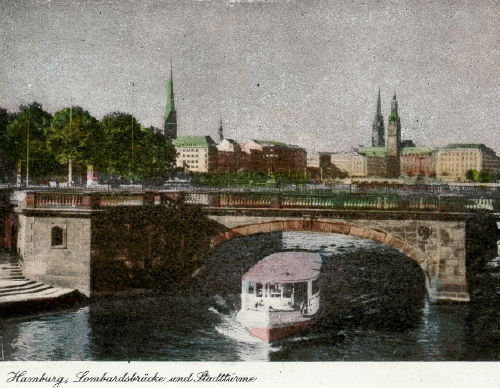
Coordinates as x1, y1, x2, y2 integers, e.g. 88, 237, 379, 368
237, 308, 316, 342
248, 319, 313, 342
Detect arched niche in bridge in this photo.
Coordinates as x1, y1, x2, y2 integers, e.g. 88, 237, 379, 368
209, 219, 434, 297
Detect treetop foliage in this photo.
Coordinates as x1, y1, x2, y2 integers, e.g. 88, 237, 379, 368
0, 102, 176, 183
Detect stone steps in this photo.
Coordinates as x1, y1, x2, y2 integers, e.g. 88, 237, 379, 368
0, 283, 54, 297
0, 286, 75, 304
0, 253, 86, 315
0, 280, 38, 290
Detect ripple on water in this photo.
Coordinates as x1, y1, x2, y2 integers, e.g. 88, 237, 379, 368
1, 307, 91, 360
213, 310, 279, 361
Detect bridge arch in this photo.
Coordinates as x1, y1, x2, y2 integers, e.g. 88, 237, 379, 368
210, 219, 435, 298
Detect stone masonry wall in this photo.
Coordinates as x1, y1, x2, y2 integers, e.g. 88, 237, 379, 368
17, 213, 91, 296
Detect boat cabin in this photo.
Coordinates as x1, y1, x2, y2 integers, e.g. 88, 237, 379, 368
240, 252, 322, 316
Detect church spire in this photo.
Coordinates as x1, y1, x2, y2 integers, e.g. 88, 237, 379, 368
387, 92, 401, 155
218, 117, 224, 142
371, 88, 385, 147
389, 92, 399, 121
376, 88, 382, 115
163, 60, 177, 140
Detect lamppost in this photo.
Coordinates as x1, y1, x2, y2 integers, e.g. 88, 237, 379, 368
25, 112, 30, 187
129, 81, 135, 181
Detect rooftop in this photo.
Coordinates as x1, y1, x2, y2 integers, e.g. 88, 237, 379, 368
359, 147, 388, 157
221, 138, 239, 145
254, 140, 288, 147
242, 251, 322, 283
172, 136, 215, 148
442, 144, 496, 155
401, 147, 436, 155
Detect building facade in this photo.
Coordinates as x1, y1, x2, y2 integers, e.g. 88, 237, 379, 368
242, 140, 307, 175
400, 147, 436, 177
330, 153, 367, 177
358, 147, 389, 177
436, 144, 500, 181
172, 136, 217, 173
213, 139, 246, 173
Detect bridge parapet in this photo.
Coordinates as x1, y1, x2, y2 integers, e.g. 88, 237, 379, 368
183, 191, 498, 213
20, 190, 499, 213
24, 191, 181, 210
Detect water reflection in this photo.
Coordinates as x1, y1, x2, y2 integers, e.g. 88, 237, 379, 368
1, 307, 91, 360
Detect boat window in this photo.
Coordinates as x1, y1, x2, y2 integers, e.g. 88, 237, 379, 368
283, 284, 293, 298
256, 283, 263, 297
312, 278, 320, 295
248, 282, 255, 294
269, 284, 282, 298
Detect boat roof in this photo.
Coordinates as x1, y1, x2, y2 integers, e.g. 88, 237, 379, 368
242, 252, 322, 283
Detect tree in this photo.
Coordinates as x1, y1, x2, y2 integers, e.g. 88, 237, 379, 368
4, 102, 56, 184
0, 108, 12, 135
99, 114, 176, 182
479, 171, 494, 183
134, 128, 177, 182
99, 112, 142, 179
47, 106, 100, 185
0, 107, 15, 180
466, 169, 481, 182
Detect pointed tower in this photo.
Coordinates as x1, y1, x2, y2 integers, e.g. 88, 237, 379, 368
164, 61, 177, 141
218, 117, 224, 142
386, 93, 401, 177
371, 89, 385, 147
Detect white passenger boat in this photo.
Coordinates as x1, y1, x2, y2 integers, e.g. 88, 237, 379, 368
236, 251, 322, 342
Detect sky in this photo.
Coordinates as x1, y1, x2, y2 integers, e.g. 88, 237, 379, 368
0, 0, 498, 153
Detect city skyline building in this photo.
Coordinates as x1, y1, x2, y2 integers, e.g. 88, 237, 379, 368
386, 93, 402, 156
435, 144, 500, 181
386, 93, 402, 177
218, 118, 224, 142
163, 62, 177, 141
371, 89, 385, 147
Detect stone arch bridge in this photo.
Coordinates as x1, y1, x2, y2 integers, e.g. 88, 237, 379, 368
207, 208, 470, 303
6, 190, 499, 302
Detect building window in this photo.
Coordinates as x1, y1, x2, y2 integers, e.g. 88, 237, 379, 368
51, 226, 66, 248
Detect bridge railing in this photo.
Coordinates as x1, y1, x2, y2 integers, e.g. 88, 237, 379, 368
29, 192, 85, 208
98, 193, 144, 207
186, 192, 498, 212
22, 190, 499, 212
24, 191, 181, 210
186, 183, 500, 198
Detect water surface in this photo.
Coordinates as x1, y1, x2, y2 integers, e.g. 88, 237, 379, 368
1, 232, 498, 361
